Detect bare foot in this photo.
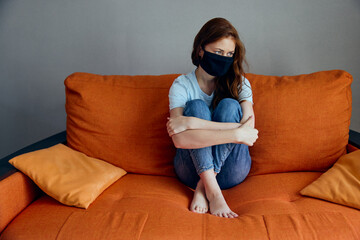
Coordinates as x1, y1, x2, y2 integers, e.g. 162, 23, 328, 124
207, 192, 238, 218
199, 169, 238, 218
190, 180, 209, 214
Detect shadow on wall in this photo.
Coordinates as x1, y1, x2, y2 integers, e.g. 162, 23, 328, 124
353, 0, 360, 9
0, 0, 12, 24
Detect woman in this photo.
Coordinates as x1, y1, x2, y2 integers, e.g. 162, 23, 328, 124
166, 17, 259, 218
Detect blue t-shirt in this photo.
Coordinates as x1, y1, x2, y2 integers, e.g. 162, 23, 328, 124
168, 68, 253, 112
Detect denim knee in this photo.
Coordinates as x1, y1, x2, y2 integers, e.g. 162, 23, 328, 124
212, 98, 242, 123
184, 99, 211, 120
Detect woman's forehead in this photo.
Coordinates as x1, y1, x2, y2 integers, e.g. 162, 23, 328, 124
207, 37, 235, 51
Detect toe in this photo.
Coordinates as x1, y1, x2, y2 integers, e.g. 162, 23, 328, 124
193, 206, 199, 213
230, 212, 238, 218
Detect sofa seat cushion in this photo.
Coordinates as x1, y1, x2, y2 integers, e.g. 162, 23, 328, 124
2, 173, 359, 239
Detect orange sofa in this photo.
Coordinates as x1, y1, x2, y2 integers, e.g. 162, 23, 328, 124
1, 70, 360, 239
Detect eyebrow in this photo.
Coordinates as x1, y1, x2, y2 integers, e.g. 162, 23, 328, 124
215, 48, 235, 53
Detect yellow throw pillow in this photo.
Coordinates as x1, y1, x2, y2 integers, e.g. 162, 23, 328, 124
300, 150, 360, 209
8, 143, 126, 209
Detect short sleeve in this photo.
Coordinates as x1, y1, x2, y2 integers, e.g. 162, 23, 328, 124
168, 77, 188, 110
238, 77, 253, 104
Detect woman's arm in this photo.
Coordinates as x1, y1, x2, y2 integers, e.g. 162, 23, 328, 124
167, 100, 255, 136
172, 128, 246, 149
171, 118, 257, 149
240, 100, 255, 128
167, 116, 241, 136
167, 107, 258, 149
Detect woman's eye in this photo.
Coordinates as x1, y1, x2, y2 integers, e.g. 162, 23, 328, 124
215, 51, 222, 55
227, 52, 234, 57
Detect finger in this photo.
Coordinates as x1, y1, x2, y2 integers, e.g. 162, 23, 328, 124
169, 129, 176, 136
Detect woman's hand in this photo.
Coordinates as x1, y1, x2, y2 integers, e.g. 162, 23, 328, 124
166, 116, 191, 137
234, 116, 258, 146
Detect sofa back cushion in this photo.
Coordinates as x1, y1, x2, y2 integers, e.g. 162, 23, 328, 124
65, 70, 352, 177
247, 70, 352, 175
65, 73, 180, 177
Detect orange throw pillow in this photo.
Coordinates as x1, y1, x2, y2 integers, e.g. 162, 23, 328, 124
300, 150, 360, 209
8, 144, 126, 209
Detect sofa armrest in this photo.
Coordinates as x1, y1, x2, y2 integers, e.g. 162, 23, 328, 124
349, 129, 360, 149
0, 131, 67, 181
0, 130, 67, 234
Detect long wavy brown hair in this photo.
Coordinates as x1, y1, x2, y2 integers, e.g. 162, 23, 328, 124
191, 17, 249, 109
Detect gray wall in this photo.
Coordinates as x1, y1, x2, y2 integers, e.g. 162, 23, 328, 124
1, 0, 359, 159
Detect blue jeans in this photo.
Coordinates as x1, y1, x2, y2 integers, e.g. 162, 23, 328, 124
174, 98, 251, 190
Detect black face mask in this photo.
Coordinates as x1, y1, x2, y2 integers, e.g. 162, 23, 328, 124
199, 50, 234, 77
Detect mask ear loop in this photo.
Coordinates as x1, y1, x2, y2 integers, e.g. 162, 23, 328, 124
200, 44, 206, 57
198, 44, 205, 66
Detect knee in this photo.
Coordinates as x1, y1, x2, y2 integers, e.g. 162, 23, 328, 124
213, 98, 242, 122
218, 98, 241, 113
217, 163, 250, 189
218, 174, 245, 190
186, 99, 208, 110
183, 99, 211, 120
